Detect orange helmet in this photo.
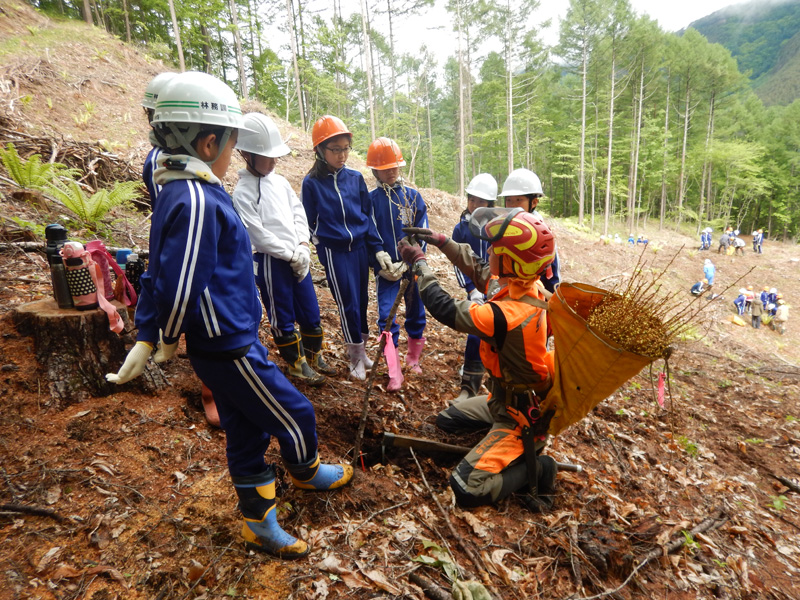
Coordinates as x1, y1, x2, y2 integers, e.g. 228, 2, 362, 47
777, 293, 784, 299
366, 137, 406, 169
764, 286, 770, 291
486, 210, 556, 279
747, 285, 753, 290
311, 115, 351, 148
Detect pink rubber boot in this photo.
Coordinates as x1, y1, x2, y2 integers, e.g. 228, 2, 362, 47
406, 337, 425, 374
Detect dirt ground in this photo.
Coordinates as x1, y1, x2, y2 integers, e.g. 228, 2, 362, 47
2, 3, 800, 600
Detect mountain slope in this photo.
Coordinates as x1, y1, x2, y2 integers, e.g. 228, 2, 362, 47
688, 0, 800, 105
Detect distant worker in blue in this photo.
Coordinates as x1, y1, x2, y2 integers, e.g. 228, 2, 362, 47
703, 258, 715, 286
637, 234, 648, 245
733, 289, 747, 316
367, 136, 428, 391
451, 173, 497, 402
301, 116, 392, 380
768, 287, 778, 309
761, 286, 770, 310
753, 229, 764, 254
690, 279, 707, 296
627, 233, 635, 245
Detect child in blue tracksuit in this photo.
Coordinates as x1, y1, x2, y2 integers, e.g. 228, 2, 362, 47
301, 116, 390, 381
451, 174, 499, 402
140, 70, 221, 427
703, 259, 715, 286
733, 291, 746, 315
366, 137, 428, 391
761, 286, 770, 310
232, 113, 336, 386
107, 72, 351, 560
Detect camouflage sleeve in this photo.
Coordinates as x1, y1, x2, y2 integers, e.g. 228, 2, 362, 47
413, 260, 488, 338
439, 239, 493, 295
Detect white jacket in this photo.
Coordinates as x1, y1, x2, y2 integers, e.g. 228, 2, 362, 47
232, 169, 310, 261
775, 305, 789, 322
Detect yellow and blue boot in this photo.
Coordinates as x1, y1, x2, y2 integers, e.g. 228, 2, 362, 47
301, 327, 338, 376
232, 469, 309, 559
275, 331, 326, 386
286, 454, 354, 491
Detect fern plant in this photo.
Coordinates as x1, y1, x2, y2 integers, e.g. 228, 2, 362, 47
0, 143, 80, 190
45, 179, 140, 227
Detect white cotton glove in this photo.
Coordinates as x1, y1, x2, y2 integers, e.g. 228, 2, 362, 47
153, 331, 179, 363
290, 244, 311, 281
378, 268, 402, 281
375, 250, 393, 272
105, 341, 153, 384
468, 289, 485, 305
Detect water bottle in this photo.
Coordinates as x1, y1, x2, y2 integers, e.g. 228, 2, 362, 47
61, 241, 99, 311
126, 253, 145, 295
44, 224, 74, 309
115, 248, 132, 273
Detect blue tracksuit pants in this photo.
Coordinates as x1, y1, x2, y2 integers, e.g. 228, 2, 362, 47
189, 341, 318, 477
254, 252, 321, 338
376, 273, 426, 346
317, 243, 369, 344
464, 333, 482, 363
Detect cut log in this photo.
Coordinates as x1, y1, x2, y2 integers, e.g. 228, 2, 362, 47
11, 298, 166, 406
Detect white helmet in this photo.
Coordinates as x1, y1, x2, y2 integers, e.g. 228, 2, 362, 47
466, 173, 498, 202
152, 71, 250, 162
235, 113, 290, 158
500, 168, 543, 197
142, 72, 178, 109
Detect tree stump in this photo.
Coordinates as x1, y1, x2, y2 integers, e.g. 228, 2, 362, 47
11, 298, 167, 406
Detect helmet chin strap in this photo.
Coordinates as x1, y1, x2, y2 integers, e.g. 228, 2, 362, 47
241, 151, 268, 177
169, 123, 233, 165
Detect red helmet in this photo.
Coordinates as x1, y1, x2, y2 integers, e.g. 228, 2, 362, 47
311, 115, 351, 148
366, 137, 406, 169
486, 211, 556, 279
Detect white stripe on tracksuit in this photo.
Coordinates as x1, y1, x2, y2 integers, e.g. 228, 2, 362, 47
234, 355, 309, 461
324, 246, 358, 344
166, 180, 204, 338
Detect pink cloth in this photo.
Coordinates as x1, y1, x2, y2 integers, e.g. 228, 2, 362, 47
381, 331, 402, 383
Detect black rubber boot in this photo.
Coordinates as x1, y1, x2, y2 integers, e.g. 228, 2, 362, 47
301, 327, 337, 376
232, 469, 309, 559
454, 360, 485, 402
521, 455, 558, 513
275, 332, 326, 386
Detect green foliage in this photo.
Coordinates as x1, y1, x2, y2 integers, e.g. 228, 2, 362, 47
682, 530, 700, 551
0, 143, 80, 190
45, 179, 140, 228
413, 540, 459, 582
4, 216, 47, 239
677, 436, 699, 458
772, 495, 787, 511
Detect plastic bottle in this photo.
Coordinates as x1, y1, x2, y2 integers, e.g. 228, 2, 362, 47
44, 224, 74, 309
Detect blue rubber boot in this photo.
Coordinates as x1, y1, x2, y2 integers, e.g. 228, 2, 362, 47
286, 455, 354, 491
232, 469, 309, 559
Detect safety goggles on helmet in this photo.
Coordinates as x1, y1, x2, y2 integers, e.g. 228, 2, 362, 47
468, 207, 524, 242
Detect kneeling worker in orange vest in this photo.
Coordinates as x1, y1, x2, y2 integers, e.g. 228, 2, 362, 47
399, 207, 558, 512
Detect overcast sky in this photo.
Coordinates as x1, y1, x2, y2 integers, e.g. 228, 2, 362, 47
391, 0, 749, 61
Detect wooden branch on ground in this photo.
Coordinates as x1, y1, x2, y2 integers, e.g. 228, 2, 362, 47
409, 571, 453, 600
352, 278, 409, 467
769, 474, 800, 494
0, 502, 65, 522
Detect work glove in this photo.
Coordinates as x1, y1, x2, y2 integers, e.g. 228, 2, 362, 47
105, 341, 153, 384
390, 261, 407, 277
290, 244, 311, 281
397, 238, 426, 266
378, 268, 402, 282
375, 250, 393, 272
452, 580, 492, 600
402, 227, 449, 248
468, 289, 485, 305
153, 331, 179, 363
